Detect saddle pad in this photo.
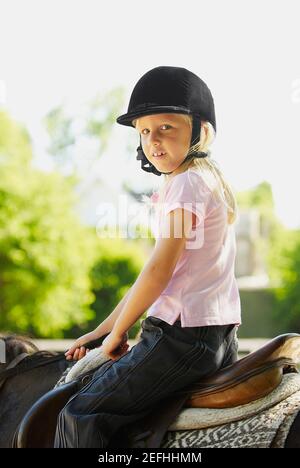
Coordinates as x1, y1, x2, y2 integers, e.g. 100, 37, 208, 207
167, 373, 300, 431
64, 347, 111, 383
162, 385, 300, 448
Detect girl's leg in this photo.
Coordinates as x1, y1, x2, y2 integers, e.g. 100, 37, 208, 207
54, 317, 236, 448
220, 324, 239, 368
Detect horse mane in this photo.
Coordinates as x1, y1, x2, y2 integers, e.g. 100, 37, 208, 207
0, 334, 66, 381
0, 334, 40, 360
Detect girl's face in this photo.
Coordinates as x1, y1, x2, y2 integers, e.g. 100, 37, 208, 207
134, 113, 192, 178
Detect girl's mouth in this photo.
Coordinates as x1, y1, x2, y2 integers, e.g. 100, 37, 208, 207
153, 152, 167, 159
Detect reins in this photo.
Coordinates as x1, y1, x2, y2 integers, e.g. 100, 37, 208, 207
0, 353, 30, 391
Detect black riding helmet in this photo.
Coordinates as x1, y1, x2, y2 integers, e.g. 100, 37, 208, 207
116, 66, 217, 176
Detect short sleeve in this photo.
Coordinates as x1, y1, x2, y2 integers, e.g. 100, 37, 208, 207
162, 171, 208, 229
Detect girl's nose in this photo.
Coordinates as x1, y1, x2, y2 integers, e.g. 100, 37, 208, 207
148, 130, 161, 144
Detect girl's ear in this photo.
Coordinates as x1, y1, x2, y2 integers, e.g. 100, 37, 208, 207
202, 121, 209, 137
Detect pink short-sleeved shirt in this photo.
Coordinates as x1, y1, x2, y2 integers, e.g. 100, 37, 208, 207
146, 168, 242, 328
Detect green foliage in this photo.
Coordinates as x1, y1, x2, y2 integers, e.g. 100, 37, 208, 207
236, 181, 279, 238
268, 229, 300, 332
85, 87, 125, 151
66, 236, 148, 340
0, 111, 97, 337
43, 106, 76, 159
236, 181, 280, 276
236, 181, 274, 211
236, 180, 300, 332
43, 87, 125, 171
238, 288, 282, 338
0, 111, 32, 165
0, 97, 155, 340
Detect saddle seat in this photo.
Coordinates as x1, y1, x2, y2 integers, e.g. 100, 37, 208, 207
14, 333, 300, 448
183, 333, 300, 408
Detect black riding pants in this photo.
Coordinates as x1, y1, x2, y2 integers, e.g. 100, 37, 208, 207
54, 316, 238, 448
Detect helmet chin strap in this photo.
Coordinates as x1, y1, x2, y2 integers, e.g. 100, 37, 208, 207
136, 115, 207, 176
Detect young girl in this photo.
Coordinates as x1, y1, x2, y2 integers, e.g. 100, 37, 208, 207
55, 66, 241, 448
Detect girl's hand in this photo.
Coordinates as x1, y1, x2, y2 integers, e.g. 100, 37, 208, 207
65, 331, 99, 361
101, 331, 129, 361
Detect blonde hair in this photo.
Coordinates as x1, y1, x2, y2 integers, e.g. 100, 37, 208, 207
184, 115, 238, 224
139, 115, 238, 225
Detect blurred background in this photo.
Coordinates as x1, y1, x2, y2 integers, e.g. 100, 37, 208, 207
0, 0, 299, 344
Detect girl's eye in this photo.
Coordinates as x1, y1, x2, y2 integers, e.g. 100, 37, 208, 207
141, 124, 171, 135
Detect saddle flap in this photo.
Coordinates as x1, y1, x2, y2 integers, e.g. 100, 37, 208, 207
15, 380, 79, 448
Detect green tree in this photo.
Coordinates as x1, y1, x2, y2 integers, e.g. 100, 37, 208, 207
0, 111, 97, 337
43, 87, 124, 174
42, 88, 154, 338
66, 236, 148, 339
268, 229, 300, 332
236, 180, 300, 332
0, 111, 32, 165
236, 181, 284, 280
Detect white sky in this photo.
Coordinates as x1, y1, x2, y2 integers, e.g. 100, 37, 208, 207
1, 0, 300, 228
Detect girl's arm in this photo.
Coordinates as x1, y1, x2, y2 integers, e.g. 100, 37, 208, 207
66, 208, 196, 360
112, 208, 195, 337
65, 286, 133, 360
